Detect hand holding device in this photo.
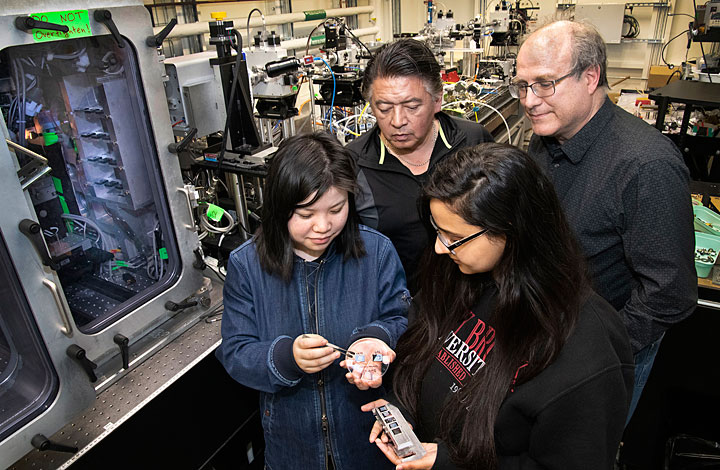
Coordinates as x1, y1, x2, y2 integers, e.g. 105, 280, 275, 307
293, 334, 340, 373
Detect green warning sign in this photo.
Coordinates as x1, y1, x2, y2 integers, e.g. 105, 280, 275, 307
31, 10, 92, 43
206, 203, 224, 222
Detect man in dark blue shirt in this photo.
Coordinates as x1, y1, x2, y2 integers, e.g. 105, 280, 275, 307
513, 20, 697, 420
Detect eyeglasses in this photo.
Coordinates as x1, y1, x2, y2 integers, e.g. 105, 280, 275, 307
429, 214, 488, 255
508, 71, 574, 99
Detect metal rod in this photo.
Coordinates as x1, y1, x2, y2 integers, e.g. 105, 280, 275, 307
226, 173, 251, 242
282, 118, 294, 139
5, 139, 48, 164
308, 75, 317, 132
21, 165, 52, 190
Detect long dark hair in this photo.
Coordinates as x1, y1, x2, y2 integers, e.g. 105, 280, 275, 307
393, 143, 590, 468
255, 132, 365, 280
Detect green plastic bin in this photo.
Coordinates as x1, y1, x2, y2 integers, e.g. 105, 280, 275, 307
693, 205, 720, 236
695, 232, 720, 278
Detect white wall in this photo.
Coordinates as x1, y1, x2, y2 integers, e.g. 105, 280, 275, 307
145, 0, 706, 87
395, 0, 706, 89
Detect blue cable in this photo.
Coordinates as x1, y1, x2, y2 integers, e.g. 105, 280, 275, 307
320, 58, 336, 132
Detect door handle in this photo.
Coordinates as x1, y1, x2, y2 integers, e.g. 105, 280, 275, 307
42, 279, 73, 336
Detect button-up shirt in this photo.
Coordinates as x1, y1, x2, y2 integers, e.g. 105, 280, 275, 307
528, 97, 697, 353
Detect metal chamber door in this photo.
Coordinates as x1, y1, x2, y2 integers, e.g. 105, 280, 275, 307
1, 35, 184, 334
0, 231, 60, 463
0, 4, 208, 466
0, 122, 97, 470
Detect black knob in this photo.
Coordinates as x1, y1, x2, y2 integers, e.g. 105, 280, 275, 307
93, 10, 124, 48
31, 434, 78, 454
146, 18, 177, 47
66, 344, 98, 383
113, 334, 130, 370
19, 219, 57, 270
15, 16, 69, 33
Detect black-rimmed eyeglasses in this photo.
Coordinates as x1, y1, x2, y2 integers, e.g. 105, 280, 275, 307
508, 71, 574, 99
429, 214, 488, 255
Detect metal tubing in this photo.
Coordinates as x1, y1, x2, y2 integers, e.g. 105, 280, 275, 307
155, 6, 374, 39
227, 173, 251, 242
279, 27, 379, 49
282, 118, 294, 139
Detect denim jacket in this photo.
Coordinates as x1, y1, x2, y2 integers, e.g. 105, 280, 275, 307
217, 226, 410, 470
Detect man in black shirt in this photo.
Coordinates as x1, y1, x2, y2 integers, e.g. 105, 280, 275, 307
514, 20, 697, 420
346, 40, 493, 292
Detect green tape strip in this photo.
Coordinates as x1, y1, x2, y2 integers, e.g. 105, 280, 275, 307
206, 203, 224, 222
30, 10, 92, 43
304, 9, 326, 21
44, 132, 59, 146
158, 247, 169, 260
115, 261, 129, 267
52, 176, 63, 195
310, 35, 326, 46
58, 195, 69, 214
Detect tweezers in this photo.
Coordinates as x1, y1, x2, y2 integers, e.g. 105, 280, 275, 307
327, 342, 356, 358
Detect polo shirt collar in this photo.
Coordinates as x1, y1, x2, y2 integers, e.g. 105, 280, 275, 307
542, 96, 614, 164
378, 122, 451, 165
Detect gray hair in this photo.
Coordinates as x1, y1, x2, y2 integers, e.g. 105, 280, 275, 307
361, 39, 443, 101
524, 19, 609, 88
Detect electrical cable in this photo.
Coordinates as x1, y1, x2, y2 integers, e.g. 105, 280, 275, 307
341, 23, 374, 58
660, 29, 690, 68
668, 13, 695, 19
60, 214, 110, 249
61, 213, 113, 277
442, 99, 511, 143
622, 14, 640, 39
666, 68, 682, 84
334, 114, 377, 137
247, 8, 265, 49
699, 41, 714, 83
198, 204, 236, 234
306, 18, 337, 57
200, 300, 225, 322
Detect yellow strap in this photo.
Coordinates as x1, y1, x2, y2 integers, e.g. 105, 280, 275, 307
379, 140, 386, 165
438, 123, 452, 149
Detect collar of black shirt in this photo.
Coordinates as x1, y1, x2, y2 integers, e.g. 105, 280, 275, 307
541, 96, 615, 165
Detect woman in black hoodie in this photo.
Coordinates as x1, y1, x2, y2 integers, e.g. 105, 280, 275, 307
362, 143, 634, 470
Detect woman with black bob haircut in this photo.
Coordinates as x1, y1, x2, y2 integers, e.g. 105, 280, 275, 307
256, 131, 365, 280
363, 143, 634, 469
218, 132, 409, 470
